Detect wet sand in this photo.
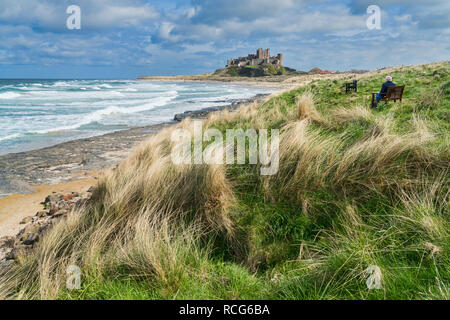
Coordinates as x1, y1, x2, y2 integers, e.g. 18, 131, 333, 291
0, 123, 172, 194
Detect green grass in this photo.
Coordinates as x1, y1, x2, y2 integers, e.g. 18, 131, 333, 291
223, 64, 288, 77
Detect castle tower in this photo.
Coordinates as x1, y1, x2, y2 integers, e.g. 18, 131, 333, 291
277, 53, 283, 66
257, 48, 263, 59
265, 48, 270, 59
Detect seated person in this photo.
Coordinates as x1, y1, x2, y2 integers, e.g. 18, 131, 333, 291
374, 76, 396, 108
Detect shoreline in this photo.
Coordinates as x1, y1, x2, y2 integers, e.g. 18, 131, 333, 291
137, 72, 358, 88
138, 76, 296, 88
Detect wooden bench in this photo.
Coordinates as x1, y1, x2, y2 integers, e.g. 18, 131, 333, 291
371, 85, 405, 108
345, 80, 358, 93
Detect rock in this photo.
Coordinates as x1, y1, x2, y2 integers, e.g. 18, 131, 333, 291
44, 194, 61, 205
7, 244, 33, 261
3, 191, 93, 264
36, 210, 48, 218
22, 233, 39, 245
49, 203, 59, 215
51, 209, 68, 219
17, 224, 41, 242
63, 194, 75, 201
0, 236, 15, 249
20, 216, 34, 224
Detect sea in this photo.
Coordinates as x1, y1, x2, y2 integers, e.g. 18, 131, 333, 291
0, 79, 272, 156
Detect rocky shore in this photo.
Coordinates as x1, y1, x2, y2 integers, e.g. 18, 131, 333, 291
0, 189, 93, 273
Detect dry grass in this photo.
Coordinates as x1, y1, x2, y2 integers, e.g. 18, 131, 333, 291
296, 92, 326, 125
265, 92, 443, 210
0, 122, 235, 299
332, 105, 374, 125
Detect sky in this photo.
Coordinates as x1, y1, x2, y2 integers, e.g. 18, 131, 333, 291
0, 0, 449, 79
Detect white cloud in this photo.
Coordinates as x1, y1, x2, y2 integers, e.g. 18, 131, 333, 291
0, 0, 160, 30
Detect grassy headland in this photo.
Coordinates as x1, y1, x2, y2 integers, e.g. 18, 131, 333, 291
1, 61, 448, 300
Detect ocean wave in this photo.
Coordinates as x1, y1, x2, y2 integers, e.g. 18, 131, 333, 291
0, 81, 271, 152
0, 94, 178, 143
0, 92, 22, 99
35, 94, 177, 135
0, 132, 23, 142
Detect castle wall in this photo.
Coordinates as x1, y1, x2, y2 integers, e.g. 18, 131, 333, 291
227, 48, 283, 67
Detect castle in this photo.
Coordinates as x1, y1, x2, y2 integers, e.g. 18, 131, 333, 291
227, 48, 283, 68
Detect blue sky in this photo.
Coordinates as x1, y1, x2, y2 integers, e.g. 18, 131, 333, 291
0, 0, 449, 79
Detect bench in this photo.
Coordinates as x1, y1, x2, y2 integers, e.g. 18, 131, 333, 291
345, 80, 358, 93
371, 85, 405, 108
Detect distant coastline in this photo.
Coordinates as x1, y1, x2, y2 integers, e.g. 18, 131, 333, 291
137, 74, 294, 86
137, 71, 362, 88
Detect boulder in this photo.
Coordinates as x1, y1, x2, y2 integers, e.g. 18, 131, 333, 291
49, 203, 59, 215
7, 244, 33, 261
22, 233, 39, 245
44, 194, 62, 205
63, 194, 75, 201
0, 236, 15, 249
17, 224, 41, 242
36, 210, 48, 218
20, 216, 34, 224
51, 209, 68, 219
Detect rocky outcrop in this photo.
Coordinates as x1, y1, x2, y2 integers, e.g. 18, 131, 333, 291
0, 189, 93, 271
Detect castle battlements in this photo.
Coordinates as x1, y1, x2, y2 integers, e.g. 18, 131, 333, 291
227, 48, 283, 68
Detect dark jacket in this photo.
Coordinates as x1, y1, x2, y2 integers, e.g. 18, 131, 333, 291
380, 81, 396, 97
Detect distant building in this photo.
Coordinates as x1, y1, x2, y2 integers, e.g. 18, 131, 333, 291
227, 48, 283, 68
